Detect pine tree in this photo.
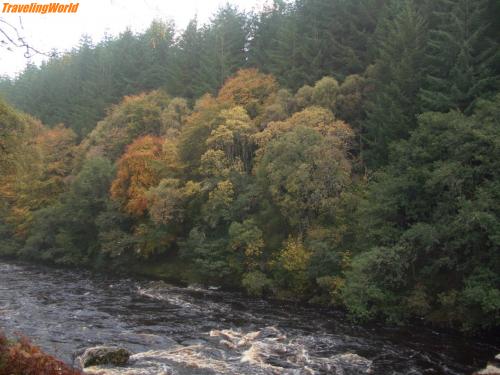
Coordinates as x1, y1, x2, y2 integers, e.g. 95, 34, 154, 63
419, 0, 499, 113
266, 6, 303, 89
363, 0, 428, 167
168, 18, 202, 99
247, 0, 288, 72
195, 5, 248, 96
138, 20, 175, 91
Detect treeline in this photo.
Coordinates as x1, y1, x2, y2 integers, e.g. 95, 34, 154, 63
0, 0, 499, 332
3, 0, 497, 138
0, 0, 388, 138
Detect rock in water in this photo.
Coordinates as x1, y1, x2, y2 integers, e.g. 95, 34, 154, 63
79, 346, 132, 368
474, 365, 500, 375
473, 354, 500, 375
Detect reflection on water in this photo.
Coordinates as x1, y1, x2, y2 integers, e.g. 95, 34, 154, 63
0, 262, 497, 374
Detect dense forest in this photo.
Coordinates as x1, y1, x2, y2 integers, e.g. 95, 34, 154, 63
0, 0, 499, 333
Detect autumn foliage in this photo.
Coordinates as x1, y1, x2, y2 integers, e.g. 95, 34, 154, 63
0, 331, 81, 375
1, 56, 499, 332
83, 90, 171, 160
110, 135, 167, 216
217, 69, 278, 117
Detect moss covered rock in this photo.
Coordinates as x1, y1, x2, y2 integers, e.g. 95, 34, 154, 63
79, 346, 131, 368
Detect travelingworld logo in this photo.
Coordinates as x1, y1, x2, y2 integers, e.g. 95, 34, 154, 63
2, 2, 79, 13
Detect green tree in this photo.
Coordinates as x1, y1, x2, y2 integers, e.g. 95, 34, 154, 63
83, 90, 170, 160
419, 0, 499, 113
344, 98, 500, 330
256, 123, 353, 232
168, 19, 203, 99
195, 5, 248, 95
21, 157, 115, 265
363, 0, 428, 167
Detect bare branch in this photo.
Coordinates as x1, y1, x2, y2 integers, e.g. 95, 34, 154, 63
0, 17, 55, 58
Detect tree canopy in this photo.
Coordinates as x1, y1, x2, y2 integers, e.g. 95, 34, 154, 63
0, 0, 499, 332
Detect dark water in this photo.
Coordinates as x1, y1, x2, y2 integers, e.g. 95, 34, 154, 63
0, 262, 497, 374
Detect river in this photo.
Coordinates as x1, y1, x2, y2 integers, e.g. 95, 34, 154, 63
0, 261, 497, 374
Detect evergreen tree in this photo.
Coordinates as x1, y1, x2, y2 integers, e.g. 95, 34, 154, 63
195, 5, 248, 96
419, 0, 499, 113
344, 97, 500, 330
138, 20, 176, 91
168, 18, 202, 99
363, 0, 428, 167
247, 0, 288, 73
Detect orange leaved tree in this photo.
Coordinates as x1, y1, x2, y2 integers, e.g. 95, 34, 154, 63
110, 136, 179, 217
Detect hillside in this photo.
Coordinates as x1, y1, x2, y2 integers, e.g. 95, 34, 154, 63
0, 0, 499, 332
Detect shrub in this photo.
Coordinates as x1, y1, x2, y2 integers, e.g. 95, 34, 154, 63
0, 331, 81, 375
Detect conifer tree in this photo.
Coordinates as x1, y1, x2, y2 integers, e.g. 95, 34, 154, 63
419, 0, 499, 113
195, 5, 248, 96
363, 0, 428, 167
168, 18, 202, 99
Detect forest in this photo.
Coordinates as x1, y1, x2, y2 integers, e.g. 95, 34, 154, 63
0, 0, 499, 333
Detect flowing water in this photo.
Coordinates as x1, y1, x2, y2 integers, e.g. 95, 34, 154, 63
0, 261, 497, 374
